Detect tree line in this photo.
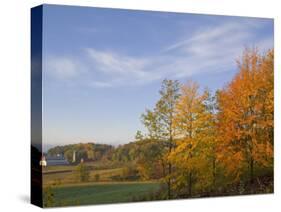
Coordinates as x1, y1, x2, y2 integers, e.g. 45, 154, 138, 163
47, 143, 113, 163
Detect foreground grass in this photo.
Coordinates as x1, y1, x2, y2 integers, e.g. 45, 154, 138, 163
49, 181, 161, 207
43, 163, 273, 207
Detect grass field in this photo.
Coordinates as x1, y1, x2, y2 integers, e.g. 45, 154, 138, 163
48, 181, 162, 207
43, 166, 125, 186
43, 162, 163, 207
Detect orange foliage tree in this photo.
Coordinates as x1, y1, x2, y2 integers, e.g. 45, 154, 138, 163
216, 48, 273, 183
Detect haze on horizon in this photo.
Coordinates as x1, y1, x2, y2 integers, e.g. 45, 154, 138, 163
42, 5, 273, 152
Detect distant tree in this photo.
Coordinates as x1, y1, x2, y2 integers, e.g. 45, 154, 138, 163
76, 162, 90, 182
48, 143, 114, 163
64, 149, 74, 163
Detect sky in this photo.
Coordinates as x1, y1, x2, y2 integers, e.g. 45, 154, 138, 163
41, 4, 273, 151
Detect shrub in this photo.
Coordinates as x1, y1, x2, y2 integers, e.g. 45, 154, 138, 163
76, 163, 90, 182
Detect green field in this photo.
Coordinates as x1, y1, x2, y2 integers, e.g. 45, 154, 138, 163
49, 181, 162, 207
43, 162, 163, 207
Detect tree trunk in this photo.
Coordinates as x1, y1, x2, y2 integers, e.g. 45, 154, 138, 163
250, 157, 254, 184
167, 142, 172, 199
212, 156, 216, 188
248, 134, 254, 185
168, 162, 171, 199
161, 159, 166, 178
167, 119, 173, 199
188, 171, 192, 196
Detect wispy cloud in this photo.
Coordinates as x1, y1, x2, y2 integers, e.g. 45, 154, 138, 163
89, 81, 114, 88
86, 48, 149, 78
45, 56, 80, 80
46, 19, 273, 88
163, 22, 252, 53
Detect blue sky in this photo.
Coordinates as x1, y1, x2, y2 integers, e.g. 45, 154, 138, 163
41, 4, 273, 150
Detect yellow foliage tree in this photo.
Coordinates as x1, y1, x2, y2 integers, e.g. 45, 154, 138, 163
169, 81, 216, 196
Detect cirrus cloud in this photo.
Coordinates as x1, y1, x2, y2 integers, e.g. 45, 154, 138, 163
45, 19, 273, 88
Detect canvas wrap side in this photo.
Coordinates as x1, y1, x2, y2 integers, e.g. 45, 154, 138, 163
31, 5, 43, 208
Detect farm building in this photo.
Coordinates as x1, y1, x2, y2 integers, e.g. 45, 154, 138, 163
40, 154, 69, 166
39, 155, 47, 167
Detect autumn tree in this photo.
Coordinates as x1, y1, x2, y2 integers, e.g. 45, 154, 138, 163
216, 48, 274, 184
135, 130, 144, 141
141, 109, 162, 140
169, 81, 216, 196
135, 138, 166, 180
141, 79, 180, 198
202, 90, 218, 189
